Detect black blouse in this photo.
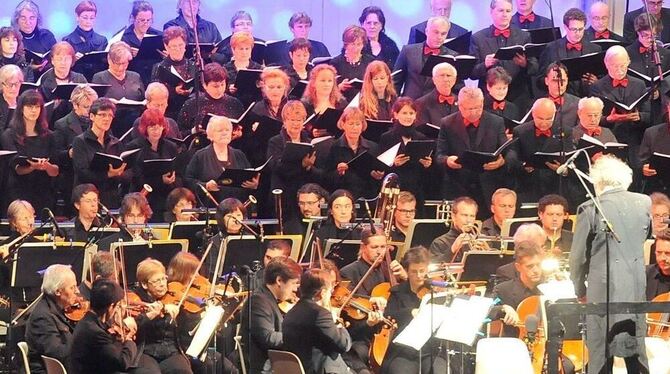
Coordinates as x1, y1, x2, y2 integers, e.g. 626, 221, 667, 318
363, 32, 400, 70
91, 70, 145, 138
177, 93, 244, 136
150, 57, 196, 120
21, 28, 57, 54
328, 53, 375, 102
0, 96, 14, 132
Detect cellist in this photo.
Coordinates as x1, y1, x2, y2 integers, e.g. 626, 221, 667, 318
646, 229, 670, 301
381, 246, 448, 374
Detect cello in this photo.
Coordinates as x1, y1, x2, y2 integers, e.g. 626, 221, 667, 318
647, 292, 670, 339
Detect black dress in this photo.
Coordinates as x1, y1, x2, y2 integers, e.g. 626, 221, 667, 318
177, 93, 244, 136
328, 53, 375, 102
150, 57, 196, 121
363, 32, 400, 70
0, 128, 58, 211
91, 70, 145, 138
39, 68, 87, 125
62, 26, 109, 80
121, 25, 163, 86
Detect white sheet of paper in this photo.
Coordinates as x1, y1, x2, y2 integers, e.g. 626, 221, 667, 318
537, 280, 577, 302
435, 296, 493, 346
393, 303, 449, 351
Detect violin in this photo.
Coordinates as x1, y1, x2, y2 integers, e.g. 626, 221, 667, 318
124, 291, 149, 317
278, 291, 299, 314
65, 298, 90, 322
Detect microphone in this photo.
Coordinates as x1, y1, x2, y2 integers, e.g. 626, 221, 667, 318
361, 199, 377, 235
42, 208, 64, 237
524, 315, 539, 344
555, 149, 582, 176
230, 216, 261, 240
197, 183, 219, 206
423, 279, 452, 288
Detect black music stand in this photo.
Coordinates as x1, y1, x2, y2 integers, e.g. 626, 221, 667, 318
457, 251, 514, 283
212, 235, 264, 276
168, 220, 217, 254
403, 219, 450, 250
324, 239, 361, 269
262, 234, 303, 261
11, 242, 88, 290
109, 239, 188, 284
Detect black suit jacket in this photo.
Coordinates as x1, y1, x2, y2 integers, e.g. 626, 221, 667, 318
407, 20, 468, 44
242, 285, 284, 374
282, 298, 352, 374
539, 37, 602, 97
510, 12, 553, 30
624, 7, 670, 44
551, 93, 580, 130
393, 43, 457, 99
583, 26, 624, 43
416, 89, 458, 126
640, 123, 670, 193
25, 296, 74, 374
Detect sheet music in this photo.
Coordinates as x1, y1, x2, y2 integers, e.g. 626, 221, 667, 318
393, 303, 449, 351
435, 296, 493, 346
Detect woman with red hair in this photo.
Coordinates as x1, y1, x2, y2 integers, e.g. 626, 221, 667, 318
127, 108, 182, 220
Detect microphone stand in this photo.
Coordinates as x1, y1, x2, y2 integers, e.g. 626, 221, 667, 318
544, 0, 558, 41
187, 0, 205, 134
643, 0, 664, 130
554, 64, 567, 197
565, 152, 621, 374
194, 189, 215, 257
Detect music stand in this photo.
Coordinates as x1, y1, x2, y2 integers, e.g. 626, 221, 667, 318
401, 219, 450, 255
168, 220, 217, 253
0, 220, 56, 238
108, 239, 188, 284
11, 242, 89, 289
324, 239, 361, 269
212, 235, 264, 276
457, 251, 514, 283
262, 235, 303, 261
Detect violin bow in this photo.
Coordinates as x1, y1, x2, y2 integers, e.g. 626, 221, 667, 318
339, 253, 385, 311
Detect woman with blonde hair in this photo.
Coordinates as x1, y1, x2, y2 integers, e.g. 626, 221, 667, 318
302, 64, 347, 138
0, 64, 24, 131
222, 31, 263, 106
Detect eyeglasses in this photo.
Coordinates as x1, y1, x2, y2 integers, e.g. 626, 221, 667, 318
2, 82, 21, 89
147, 276, 168, 285
135, 18, 153, 24
397, 209, 416, 215
653, 213, 670, 219
568, 27, 585, 33
298, 200, 319, 207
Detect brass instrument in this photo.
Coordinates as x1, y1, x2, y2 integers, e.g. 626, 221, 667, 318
462, 221, 490, 251
272, 189, 284, 235
139, 184, 153, 197
374, 173, 400, 238
243, 195, 257, 209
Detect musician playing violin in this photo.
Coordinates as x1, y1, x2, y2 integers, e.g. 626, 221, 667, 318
131, 258, 191, 374
646, 229, 670, 300
70, 279, 160, 374
241, 256, 301, 374
382, 246, 448, 374
25, 264, 77, 374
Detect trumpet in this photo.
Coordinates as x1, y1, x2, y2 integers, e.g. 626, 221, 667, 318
243, 195, 257, 209
462, 221, 490, 251
140, 184, 153, 197
272, 189, 284, 235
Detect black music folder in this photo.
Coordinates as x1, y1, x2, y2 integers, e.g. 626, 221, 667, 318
288, 79, 309, 99
233, 68, 264, 94
496, 109, 532, 131
590, 38, 624, 50
252, 39, 288, 65
304, 108, 344, 136
216, 157, 272, 187
524, 27, 562, 44
201, 102, 256, 129
363, 119, 392, 142
627, 67, 670, 84
561, 52, 607, 80
73, 50, 108, 69
24, 49, 50, 64
158, 65, 195, 89
530, 149, 578, 169
90, 148, 140, 170
14, 155, 47, 168
421, 54, 476, 79
598, 89, 652, 113
186, 43, 216, 59
578, 134, 627, 159
347, 151, 391, 176
281, 136, 332, 163
404, 140, 436, 160
651, 152, 670, 184
142, 152, 190, 177
135, 34, 164, 61
416, 123, 441, 139
457, 138, 516, 171
494, 43, 547, 60
52, 83, 110, 100
248, 115, 283, 145
444, 32, 472, 55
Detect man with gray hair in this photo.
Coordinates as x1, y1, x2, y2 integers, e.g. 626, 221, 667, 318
495, 222, 546, 282
570, 154, 651, 374
126, 82, 180, 142
407, 0, 468, 44
416, 62, 459, 126
436, 86, 508, 209
25, 264, 79, 374
572, 96, 617, 144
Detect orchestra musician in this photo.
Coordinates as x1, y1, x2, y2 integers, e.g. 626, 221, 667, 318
651, 193, 670, 238
315, 189, 359, 250
407, 0, 468, 44
510, 0, 553, 30
78, 251, 116, 301
284, 182, 329, 236
0, 199, 37, 250
255, 239, 293, 285
204, 197, 247, 276
1, 89, 59, 212
470, 0, 538, 112
481, 187, 517, 238
62, 0, 108, 80
25, 264, 77, 374
381, 246, 448, 374
495, 222, 547, 283
184, 115, 259, 205
570, 155, 651, 374
241, 256, 301, 374
389, 191, 417, 243
71, 98, 131, 209
429, 196, 478, 263
584, 2, 624, 43
96, 192, 153, 251
162, 0, 222, 45
415, 62, 458, 127
70, 279, 160, 374
359, 6, 400, 70
282, 268, 353, 374
150, 26, 196, 122
132, 258, 191, 374
64, 183, 102, 243
646, 229, 670, 300
163, 187, 197, 223
0, 64, 23, 132
537, 194, 573, 255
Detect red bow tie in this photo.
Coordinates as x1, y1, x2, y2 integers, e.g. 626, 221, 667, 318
582, 126, 602, 137
464, 119, 480, 128
612, 78, 629, 88
492, 101, 506, 110
640, 46, 650, 54
535, 128, 552, 137
594, 30, 610, 39
549, 96, 564, 106
494, 28, 511, 38
566, 42, 582, 51
423, 45, 441, 55
519, 13, 536, 23
438, 94, 455, 105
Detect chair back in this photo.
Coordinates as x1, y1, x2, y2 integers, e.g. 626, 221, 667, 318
17, 342, 30, 374
41, 355, 67, 374
268, 349, 306, 374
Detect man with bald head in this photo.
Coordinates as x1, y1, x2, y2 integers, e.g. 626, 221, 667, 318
407, 0, 468, 44
624, 0, 670, 44
591, 45, 650, 179
471, 0, 538, 112
395, 17, 459, 99
507, 98, 575, 203
511, 0, 553, 30
436, 87, 508, 209
416, 62, 459, 126
584, 1, 624, 42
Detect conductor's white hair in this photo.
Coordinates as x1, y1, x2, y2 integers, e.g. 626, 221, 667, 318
577, 97, 604, 112
513, 223, 547, 247
41, 264, 75, 296
590, 154, 633, 194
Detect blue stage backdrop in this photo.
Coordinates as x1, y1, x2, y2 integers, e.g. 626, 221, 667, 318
0, 0, 584, 56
